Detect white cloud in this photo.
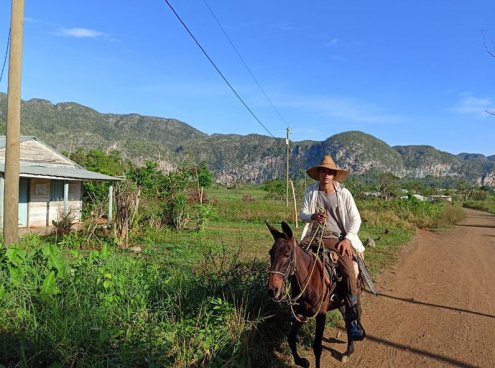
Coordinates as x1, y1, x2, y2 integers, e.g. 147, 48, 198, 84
325, 38, 339, 47
452, 95, 495, 117
280, 96, 403, 124
25, 19, 115, 41
60, 27, 106, 38
25, 17, 44, 24
270, 22, 295, 31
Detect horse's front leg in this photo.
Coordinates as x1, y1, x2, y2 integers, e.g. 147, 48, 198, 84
313, 313, 326, 368
288, 318, 309, 368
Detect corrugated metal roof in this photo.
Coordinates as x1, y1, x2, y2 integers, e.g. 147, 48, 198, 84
0, 136, 36, 149
0, 164, 121, 181
0, 136, 121, 181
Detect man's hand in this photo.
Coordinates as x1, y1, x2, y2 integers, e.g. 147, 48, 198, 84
337, 239, 353, 258
311, 212, 327, 223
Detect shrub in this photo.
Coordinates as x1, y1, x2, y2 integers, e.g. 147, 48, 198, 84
261, 179, 285, 200
242, 194, 255, 202
192, 203, 217, 232
432, 204, 465, 228
51, 207, 78, 235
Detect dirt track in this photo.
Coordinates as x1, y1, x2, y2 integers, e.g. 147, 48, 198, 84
320, 208, 495, 368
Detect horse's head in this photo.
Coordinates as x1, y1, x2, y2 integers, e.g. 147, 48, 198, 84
266, 221, 296, 301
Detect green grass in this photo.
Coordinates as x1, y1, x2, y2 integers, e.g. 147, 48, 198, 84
0, 188, 465, 367
359, 224, 415, 275
463, 199, 495, 214
209, 186, 268, 201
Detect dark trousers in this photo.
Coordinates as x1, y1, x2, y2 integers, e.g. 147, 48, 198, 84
301, 236, 358, 298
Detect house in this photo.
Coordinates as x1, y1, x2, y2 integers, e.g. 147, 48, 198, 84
0, 136, 120, 228
428, 194, 453, 203
361, 191, 382, 198
412, 194, 426, 201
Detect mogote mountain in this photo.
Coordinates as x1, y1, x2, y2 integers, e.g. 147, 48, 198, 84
1, 93, 494, 186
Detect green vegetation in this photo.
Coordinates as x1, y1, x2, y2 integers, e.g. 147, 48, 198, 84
360, 197, 465, 231
464, 200, 495, 214
68, 149, 130, 216
1, 93, 494, 186
0, 235, 276, 367
260, 179, 286, 200
463, 187, 495, 214
0, 167, 467, 367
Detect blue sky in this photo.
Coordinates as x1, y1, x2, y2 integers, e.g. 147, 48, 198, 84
1, 0, 494, 155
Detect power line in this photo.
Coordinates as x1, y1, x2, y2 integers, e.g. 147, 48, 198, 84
0, 28, 11, 84
162, 0, 276, 138
202, 0, 289, 126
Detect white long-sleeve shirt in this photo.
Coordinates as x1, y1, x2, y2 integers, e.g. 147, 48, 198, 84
300, 182, 365, 253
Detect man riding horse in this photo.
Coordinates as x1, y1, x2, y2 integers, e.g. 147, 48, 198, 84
300, 155, 366, 341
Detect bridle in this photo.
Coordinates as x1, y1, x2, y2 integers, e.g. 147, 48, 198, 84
268, 223, 329, 322
268, 237, 297, 295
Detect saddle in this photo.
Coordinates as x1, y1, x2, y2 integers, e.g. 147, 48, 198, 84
310, 241, 342, 286
304, 229, 345, 286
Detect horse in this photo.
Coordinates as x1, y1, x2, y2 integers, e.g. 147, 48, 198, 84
266, 221, 363, 368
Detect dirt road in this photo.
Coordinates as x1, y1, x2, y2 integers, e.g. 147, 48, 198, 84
320, 208, 495, 368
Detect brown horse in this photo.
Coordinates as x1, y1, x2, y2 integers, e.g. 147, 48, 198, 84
267, 221, 363, 368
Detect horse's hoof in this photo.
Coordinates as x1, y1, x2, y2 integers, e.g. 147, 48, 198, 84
341, 354, 349, 363
295, 357, 310, 368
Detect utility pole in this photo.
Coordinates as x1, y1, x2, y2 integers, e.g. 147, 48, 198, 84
3, 0, 25, 245
285, 127, 291, 207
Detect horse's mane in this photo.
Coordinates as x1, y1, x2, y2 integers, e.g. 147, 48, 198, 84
296, 242, 326, 278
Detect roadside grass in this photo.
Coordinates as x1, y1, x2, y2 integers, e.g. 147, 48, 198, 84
430, 203, 466, 229
359, 224, 415, 276
0, 188, 465, 367
463, 199, 495, 215
209, 186, 268, 201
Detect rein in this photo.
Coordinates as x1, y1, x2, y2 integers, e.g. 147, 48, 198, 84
270, 222, 330, 323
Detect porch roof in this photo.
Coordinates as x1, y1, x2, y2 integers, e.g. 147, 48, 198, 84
0, 163, 122, 181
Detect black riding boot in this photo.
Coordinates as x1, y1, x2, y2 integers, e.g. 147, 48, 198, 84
345, 296, 366, 341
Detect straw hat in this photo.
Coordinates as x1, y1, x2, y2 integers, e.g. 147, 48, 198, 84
306, 155, 348, 182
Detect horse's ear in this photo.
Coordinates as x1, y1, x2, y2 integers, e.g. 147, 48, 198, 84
281, 221, 293, 239
266, 220, 284, 239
